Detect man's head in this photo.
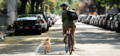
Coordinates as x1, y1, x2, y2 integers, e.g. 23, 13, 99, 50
60, 3, 68, 10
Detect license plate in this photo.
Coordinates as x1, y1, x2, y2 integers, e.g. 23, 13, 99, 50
24, 27, 31, 29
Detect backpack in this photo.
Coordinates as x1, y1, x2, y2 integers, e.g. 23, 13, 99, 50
67, 10, 78, 20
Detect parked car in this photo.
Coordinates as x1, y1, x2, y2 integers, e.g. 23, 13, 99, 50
46, 16, 53, 27
114, 14, 120, 32
13, 16, 42, 34
36, 14, 49, 32
78, 13, 120, 33
50, 14, 58, 24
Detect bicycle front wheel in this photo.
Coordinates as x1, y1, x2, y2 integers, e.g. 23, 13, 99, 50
68, 34, 73, 55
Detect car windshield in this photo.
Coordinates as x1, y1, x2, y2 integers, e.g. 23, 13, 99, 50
17, 17, 37, 20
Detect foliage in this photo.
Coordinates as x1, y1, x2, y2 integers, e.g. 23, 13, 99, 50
43, 0, 56, 14
0, 0, 6, 14
0, 0, 80, 14
94, 0, 120, 8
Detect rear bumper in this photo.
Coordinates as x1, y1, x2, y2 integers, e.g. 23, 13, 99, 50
14, 25, 41, 31
15, 29, 40, 32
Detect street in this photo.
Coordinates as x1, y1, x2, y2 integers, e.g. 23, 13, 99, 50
0, 19, 120, 56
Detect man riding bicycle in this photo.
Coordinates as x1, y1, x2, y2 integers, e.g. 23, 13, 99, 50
60, 3, 76, 51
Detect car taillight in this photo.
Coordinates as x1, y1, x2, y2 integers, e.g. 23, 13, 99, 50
36, 20, 44, 24
40, 20, 44, 23
35, 21, 40, 24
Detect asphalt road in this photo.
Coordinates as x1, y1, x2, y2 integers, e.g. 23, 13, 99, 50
0, 19, 120, 56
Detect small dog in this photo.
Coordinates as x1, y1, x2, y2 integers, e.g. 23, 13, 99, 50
0, 32, 6, 41
42, 38, 51, 54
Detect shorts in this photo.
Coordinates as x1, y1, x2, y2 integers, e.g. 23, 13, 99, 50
62, 25, 76, 35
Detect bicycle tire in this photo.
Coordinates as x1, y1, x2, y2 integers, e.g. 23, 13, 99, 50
68, 34, 73, 55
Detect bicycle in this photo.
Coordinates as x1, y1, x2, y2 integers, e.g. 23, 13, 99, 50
65, 27, 74, 55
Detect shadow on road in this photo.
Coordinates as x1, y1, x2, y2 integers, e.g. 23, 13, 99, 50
37, 44, 66, 55
48, 28, 120, 49
0, 44, 36, 54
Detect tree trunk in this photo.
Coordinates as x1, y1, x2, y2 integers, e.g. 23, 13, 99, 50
40, 3, 44, 12
35, 0, 41, 13
30, 0, 35, 13
19, 0, 27, 14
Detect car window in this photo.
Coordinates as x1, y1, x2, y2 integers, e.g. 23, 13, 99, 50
37, 16, 41, 20
17, 17, 37, 20
40, 15, 43, 19
36, 14, 43, 19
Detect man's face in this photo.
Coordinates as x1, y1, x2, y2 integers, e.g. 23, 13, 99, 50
60, 6, 67, 10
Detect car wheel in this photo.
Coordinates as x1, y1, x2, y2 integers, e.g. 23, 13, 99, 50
14, 30, 20, 35
37, 29, 42, 35
115, 21, 120, 33
42, 28, 46, 33
110, 22, 114, 31
45, 26, 49, 32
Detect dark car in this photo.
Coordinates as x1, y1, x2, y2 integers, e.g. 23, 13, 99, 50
13, 16, 42, 34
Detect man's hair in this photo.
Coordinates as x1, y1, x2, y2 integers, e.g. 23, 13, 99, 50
60, 3, 68, 7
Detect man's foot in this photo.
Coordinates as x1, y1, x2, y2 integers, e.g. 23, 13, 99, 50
72, 48, 75, 51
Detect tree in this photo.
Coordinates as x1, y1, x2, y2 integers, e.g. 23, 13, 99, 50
67, 0, 72, 4
19, 0, 28, 14
43, 0, 56, 14
30, 0, 44, 13
94, 0, 120, 13
17, 0, 80, 14
94, 0, 120, 8
30, 0, 35, 13
0, 0, 7, 14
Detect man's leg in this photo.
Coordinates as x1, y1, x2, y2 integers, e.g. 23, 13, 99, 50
63, 26, 67, 43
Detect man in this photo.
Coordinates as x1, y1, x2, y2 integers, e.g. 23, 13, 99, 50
60, 3, 76, 50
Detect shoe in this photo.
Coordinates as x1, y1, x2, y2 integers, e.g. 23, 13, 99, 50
63, 39, 67, 44
72, 48, 75, 51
